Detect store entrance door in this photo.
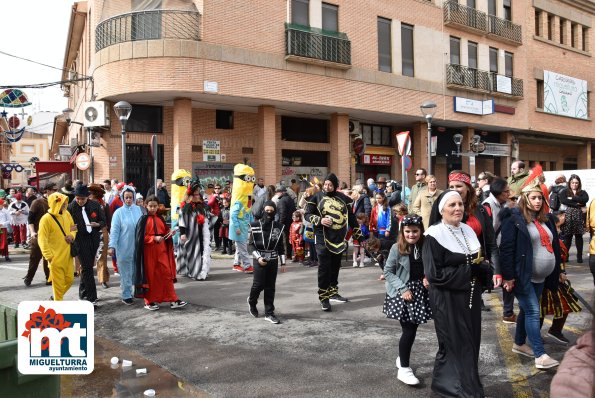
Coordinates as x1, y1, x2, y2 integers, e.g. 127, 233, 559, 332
126, 144, 164, 197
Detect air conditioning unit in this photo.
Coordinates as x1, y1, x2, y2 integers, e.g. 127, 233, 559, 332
83, 101, 110, 128
349, 120, 361, 136
70, 137, 78, 147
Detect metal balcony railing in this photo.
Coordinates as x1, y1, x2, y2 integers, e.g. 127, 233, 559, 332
446, 64, 491, 92
443, 0, 487, 33
488, 15, 522, 45
95, 10, 201, 52
285, 23, 351, 66
490, 73, 524, 97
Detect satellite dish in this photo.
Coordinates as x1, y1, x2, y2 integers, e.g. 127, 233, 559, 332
85, 106, 98, 122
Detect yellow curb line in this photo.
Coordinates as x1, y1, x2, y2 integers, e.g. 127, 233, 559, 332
541, 318, 584, 336
489, 295, 539, 398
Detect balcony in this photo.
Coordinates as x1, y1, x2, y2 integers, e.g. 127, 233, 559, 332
96, 10, 201, 52
446, 64, 523, 98
488, 15, 522, 45
490, 73, 524, 97
443, 0, 487, 35
285, 23, 351, 69
446, 64, 491, 93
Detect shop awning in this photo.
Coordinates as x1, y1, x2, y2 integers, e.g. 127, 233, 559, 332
30, 161, 72, 190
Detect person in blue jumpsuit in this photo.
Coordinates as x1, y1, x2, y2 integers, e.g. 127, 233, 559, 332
108, 185, 143, 304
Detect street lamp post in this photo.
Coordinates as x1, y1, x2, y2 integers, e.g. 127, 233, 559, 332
113, 101, 132, 183
420, 101, 437, 176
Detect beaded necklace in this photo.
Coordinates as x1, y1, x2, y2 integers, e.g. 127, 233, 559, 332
444, 223, 476, 309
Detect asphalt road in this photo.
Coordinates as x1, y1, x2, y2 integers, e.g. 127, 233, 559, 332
0, 244, 592, 398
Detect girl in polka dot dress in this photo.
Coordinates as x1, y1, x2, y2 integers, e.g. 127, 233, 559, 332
382, 214, 432, 386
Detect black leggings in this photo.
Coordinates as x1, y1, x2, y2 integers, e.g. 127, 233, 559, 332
399, 321, 419, 368
590, 255, 595, 285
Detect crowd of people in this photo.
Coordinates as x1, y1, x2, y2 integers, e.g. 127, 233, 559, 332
10, 160, 594, 397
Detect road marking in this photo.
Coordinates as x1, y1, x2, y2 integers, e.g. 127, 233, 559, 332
0, 265, 26, 271
489, 295, 538, 398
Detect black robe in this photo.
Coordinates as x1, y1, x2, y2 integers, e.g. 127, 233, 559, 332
423, 235, 485, 398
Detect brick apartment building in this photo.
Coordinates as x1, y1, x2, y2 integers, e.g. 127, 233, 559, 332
55, 0, 594, 195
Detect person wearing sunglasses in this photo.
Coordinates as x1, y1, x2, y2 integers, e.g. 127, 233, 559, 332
408, 169, 427, 213
383, 214, 431, 386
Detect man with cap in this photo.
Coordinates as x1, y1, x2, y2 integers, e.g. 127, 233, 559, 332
247, 200, 286, 324
67, 184, 106, 305
275, 184, 296, 259
305, 173, 364, 311
23, 183, 57, 286
375, 176, 387, 194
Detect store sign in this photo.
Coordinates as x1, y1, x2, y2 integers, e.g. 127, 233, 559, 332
496, 75, 512, 94
361, 154, 392, 165
543, 71, 588, 120
202, 140, 220, 162
454, 97, 494, 115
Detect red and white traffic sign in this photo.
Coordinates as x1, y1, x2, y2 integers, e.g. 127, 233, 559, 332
396, 131, 411, 156
75, 153, 91, 171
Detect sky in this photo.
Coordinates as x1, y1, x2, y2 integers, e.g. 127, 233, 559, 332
0, 1, 73, 114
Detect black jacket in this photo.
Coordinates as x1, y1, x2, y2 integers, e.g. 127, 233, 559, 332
276, 193, 296, 227
559, 188, 589, 208
352, 194, 372, 218
67, 199, 106, 242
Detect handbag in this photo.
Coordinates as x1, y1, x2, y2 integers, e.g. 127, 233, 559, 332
303, 225, 315, 243
49, 214, 80, 257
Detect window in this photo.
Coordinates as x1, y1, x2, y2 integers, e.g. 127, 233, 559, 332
534, 9, 541, 36
489, 47, 498, 73
21, 144, 35, 154
362, 124, 392, 146
503, 0, 511, 21
322, 3, 338, 32
488, 0, 496, 16
450, 36, 460, 64
583, 27, 589, 51
291, 0, 309, 26
504, 52, 513, 76
467, 0, 476, 8
216, 110, 234, 130
571, 23, 577, 47
126, 105, 163, 133
377, 17, 392, 72
401, 23, 414, 77
468, 41, 478, 69
281, 116, 329, 143
282, 150, 328, 167
131, 0, 162, 40
547, 14, 553, 40
536, 80, 544, 108
560, 18, 565, 44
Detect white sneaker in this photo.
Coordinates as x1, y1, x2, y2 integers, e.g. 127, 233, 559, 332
397, 367, 420, 385
535, 354, 559, 369
363, 257, 370, 263
359, 262, 365, 268
353, 261, 358, 268
512, 343, 534, 358
395, 356, 401, 368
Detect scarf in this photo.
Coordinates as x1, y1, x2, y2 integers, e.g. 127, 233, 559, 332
533, 220, 553, 253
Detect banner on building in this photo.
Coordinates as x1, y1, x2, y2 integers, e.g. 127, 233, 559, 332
454, 97, 494, 115
543, 71, 588, 120
202, 140, 220, 162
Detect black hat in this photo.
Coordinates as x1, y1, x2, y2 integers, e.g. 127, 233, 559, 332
73, 184, 90, 197
43, 182, 57, 191
263, 200, 277, 211
324, 173, 339, 190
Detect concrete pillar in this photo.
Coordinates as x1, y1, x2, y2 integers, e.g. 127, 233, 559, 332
257, 106, 279, 185
500, 131, 513, 178
564, 19, 572, 46
329, 113, 350, 186
577, 141, 592, 169
173, 98, 193, 172
553, 16, 560, 44
461, 38, 469, 67
576, 24, 584, 50
538, 10, 547, 37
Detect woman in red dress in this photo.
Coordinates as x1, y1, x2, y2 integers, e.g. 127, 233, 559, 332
134, 195, 187, 311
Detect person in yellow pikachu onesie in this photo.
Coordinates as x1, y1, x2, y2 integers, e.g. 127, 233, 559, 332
38, 192, 77, 300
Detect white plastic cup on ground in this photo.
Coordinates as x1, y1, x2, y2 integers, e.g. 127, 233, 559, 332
144, 389, 155, 397
110, 357, 119, 365
122, 359, 132, 367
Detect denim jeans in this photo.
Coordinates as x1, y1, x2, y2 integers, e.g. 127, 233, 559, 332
514, 281, 545, 357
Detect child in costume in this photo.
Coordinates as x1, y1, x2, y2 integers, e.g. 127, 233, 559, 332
352, 213, 370, 268
229, 163, 255, 273
0, 199, 10, 261
134, 195, 187, 310
289, 211, 305, 263
219, 196, 233, 255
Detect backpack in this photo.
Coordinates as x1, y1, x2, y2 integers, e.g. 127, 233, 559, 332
549, 187, 561, 211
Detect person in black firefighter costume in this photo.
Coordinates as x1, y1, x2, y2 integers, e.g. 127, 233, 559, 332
305, 173, 363, 311
247, 201, 286, 324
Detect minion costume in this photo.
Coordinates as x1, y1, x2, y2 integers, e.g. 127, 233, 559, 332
170, 169, 192, 247
38, 192, 77, 301
109, 186, 144, 301
229, 164, 255, 271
